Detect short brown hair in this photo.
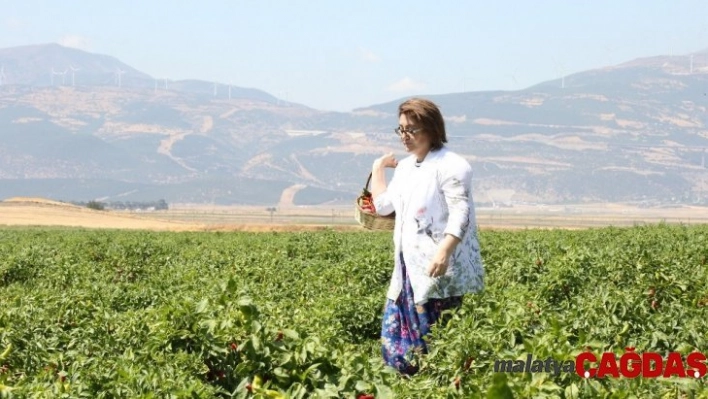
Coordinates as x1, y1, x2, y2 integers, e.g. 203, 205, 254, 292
398, 98, 447, 151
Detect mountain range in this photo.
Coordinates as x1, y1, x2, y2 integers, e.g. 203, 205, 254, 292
1, 43, 707, 207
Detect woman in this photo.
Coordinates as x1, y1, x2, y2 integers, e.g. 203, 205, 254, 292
371, 97, 484, 376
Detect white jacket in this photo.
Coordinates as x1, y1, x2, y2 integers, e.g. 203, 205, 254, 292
373, 146, 484, 304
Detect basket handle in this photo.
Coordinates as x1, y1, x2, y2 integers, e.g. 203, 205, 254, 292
364, 162, 397, 191
364, 172, 373, 191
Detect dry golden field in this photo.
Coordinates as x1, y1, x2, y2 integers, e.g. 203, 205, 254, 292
1, 197, 707, 232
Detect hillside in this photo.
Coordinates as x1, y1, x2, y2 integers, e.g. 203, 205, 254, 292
0, 43, 707, 206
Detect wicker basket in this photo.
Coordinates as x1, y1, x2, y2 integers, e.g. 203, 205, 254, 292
354, 172, 395, 231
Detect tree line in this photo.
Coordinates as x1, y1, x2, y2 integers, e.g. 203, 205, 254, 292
72, 199, 169, 211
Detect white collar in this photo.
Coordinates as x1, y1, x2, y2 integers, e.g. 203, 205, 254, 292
412, 147, 445, 167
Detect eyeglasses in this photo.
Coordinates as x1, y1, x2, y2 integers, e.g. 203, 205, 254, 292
394, 126, 422, 137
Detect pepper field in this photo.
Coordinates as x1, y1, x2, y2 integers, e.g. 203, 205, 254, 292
1, 224, 707, 398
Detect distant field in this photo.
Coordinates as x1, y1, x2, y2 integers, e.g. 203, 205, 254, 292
1, 197, 707, 231
0, 197, 201, 231
135, 202, 708, 230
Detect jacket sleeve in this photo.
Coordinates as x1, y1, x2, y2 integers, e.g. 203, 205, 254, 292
373, 168, 399, 216
441, 160, 473, 240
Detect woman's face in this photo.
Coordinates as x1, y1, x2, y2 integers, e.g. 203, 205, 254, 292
397, 113, 431, 157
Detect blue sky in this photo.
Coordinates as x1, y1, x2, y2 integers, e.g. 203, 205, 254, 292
1, 0, 707, 112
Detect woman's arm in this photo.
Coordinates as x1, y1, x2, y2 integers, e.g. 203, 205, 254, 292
441, 160, 473, 241
427, 160, 473, 277
371, 153, 398, 216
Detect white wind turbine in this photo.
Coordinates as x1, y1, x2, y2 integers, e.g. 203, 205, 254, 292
0, 66, 6, 86
115, 68, 125, 87
228, 80, 232, 99
604, 44, 620, 67
51, 68, 62, 85
552, 57, 566, 89
50, 68, 67, 85
213, 81, 218, 97
668, 33, 681, 58
459, 77, 473, 93
278, 90, 290, 106
70, 65, 80, 86
153, 77, 167, 92
690, 54, 694, 74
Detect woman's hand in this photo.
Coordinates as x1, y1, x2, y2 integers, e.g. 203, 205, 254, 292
373, 152, 398, 169
427, 249, 450, 278
427, 234, 461, 278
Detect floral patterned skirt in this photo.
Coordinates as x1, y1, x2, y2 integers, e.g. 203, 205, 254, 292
380, 252, 463, 375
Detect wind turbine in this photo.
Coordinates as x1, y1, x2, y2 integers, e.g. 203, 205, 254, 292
213, 81, 218, 97
690, 54, 694, 74
552, 57, 566, 89
115, 68, 125, 87
280, 90, 290, 106
277, 90, 285, 106
228, 80, 232, 99
668, 32, 675, 57
507, 67, 519, 90
51, 68, 58, 85
459, 77, 473, 93
0, 66, 5, 86
604, 44, 621, 67
70, 65, 80, 86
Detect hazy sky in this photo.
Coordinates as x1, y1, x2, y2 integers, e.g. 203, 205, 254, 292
1, 0, 707, 112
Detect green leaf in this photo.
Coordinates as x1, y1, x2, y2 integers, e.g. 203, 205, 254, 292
283, 329, 300, 341
374, 383, 394, 399
195, 298, 208, 314
200, 319, 217, 332
564, 383, 579, 399
486, 373, 514, 399
0, 344, 11, 361
226, 277, 238, 294
355, 380, 372, 392
273, 367, 289, 379
674, 343, 694, 354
